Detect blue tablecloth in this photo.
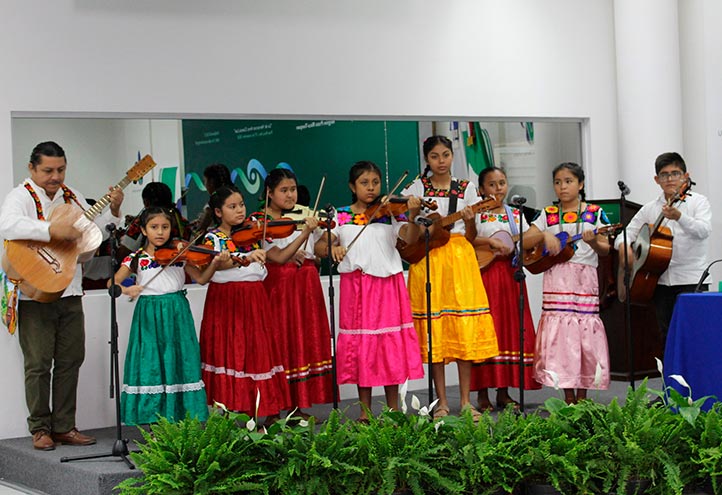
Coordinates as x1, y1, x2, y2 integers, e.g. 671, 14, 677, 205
664, 293, 722, 411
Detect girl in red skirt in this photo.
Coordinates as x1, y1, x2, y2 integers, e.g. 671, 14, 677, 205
470, 167, 541, 411
261, 169, 334, 419
199, 186, 290, 420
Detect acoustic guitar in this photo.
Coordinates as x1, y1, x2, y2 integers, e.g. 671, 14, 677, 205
522, 223, 622, 275
625, 178, 692, 304
2, 155, 156, 302
396, 196, 500, 264
474, 230, 517, 270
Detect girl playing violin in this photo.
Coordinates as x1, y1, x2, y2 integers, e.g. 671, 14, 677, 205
315, 161, 424, 422
524, 162, 611, 404
260, 169, 334, 419
199, 186, 290, 423
400, 135, 498, 421
470, 167, 541, 412
113, 207, 222, 425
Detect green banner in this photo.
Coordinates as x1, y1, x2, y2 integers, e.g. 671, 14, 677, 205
182, 120, 420, 218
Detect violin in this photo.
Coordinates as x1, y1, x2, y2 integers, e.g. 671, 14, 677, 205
154, 241, 251, 268
364, 195, 438, 220
231, 214, 335, 247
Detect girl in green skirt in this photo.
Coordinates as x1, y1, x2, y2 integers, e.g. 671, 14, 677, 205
113, 207, 225, 425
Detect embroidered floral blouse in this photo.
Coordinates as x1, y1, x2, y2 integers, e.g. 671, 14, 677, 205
331, 207, 407, 278
531, 203, 610, 267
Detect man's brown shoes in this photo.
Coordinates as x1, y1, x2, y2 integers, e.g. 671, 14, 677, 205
32, 430, 55, 451
51, 428, 96, 446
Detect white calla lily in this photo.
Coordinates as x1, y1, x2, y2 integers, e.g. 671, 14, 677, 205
419, 398, 440, 418
669, 374, 692, 394
399, 380, 409, 414
544, 369, 561, 390
593, 362, 603, 388
411, 395, 421, 411
655, 357, 664, 376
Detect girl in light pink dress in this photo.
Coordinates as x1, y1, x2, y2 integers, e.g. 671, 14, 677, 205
524, 162, 612, 404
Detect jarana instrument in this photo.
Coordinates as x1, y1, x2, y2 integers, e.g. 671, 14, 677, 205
396, 196, 501, 264
522, 223, 622, 274
2, 155, 156, 302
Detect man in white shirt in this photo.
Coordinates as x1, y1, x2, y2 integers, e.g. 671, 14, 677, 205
0, 141, 124, 451
616, 152, 712, 341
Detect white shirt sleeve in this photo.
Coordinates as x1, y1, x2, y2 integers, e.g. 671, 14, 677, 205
0, 187, 51, 242
676, 194, 712, 240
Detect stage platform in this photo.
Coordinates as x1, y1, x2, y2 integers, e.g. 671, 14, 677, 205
0, 379, 675, 495
0, 426, 144, 495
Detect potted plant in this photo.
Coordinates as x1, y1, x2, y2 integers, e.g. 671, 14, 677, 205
444, 407, 526, 494
116, 408, 276, 494
350, 405, 463, 495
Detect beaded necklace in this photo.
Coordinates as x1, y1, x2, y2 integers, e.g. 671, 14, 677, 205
24, 182, 85, 220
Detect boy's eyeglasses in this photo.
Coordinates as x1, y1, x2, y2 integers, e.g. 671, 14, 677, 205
658, 171, 683, 181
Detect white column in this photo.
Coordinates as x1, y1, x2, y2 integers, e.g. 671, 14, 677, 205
614, 0, 684, 202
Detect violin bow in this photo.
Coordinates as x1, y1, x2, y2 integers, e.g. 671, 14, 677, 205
344, 170, 409, 253
261, 187, 270, 244
302, 175, 326, 251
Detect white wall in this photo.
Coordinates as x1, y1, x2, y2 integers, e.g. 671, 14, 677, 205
3, 0, 716, 439
679, 0, 722, 288
11, 119, 126, 201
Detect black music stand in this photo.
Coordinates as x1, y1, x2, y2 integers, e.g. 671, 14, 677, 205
324, 205, 339, 410
510, 197, 527, 413
416, 217, 435, 408
61, 224, 134, 469
618, 184, 635, 391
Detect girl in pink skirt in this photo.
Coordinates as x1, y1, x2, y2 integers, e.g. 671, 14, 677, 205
315, 161, 424, 421
524, 162, 612, 404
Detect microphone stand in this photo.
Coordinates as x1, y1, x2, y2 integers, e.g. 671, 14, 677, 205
511, 198, 526, 414
694, 259, 721, 293
324, 205, 339, 409
619, 184, 635, 390
61, 224, 134, 469
415, 217, 435, 408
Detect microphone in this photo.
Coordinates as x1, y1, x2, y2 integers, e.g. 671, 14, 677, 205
105, 223, 117, 233
414, 216, 434, 227
695, 259, 722, 293
510, 195, 527, 206
108, 284, 122, 299
617, 180, 631, 196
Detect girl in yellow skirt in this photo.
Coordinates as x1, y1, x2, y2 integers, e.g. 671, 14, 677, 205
401, 135, 499, 420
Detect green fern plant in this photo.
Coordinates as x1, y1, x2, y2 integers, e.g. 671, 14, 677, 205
550, 379, 686, 495
116, 410, 275, 495
688, 403, 722, 494
444, 408, 526, 494
350, 407, 463, 495
270, 409, 367, 495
